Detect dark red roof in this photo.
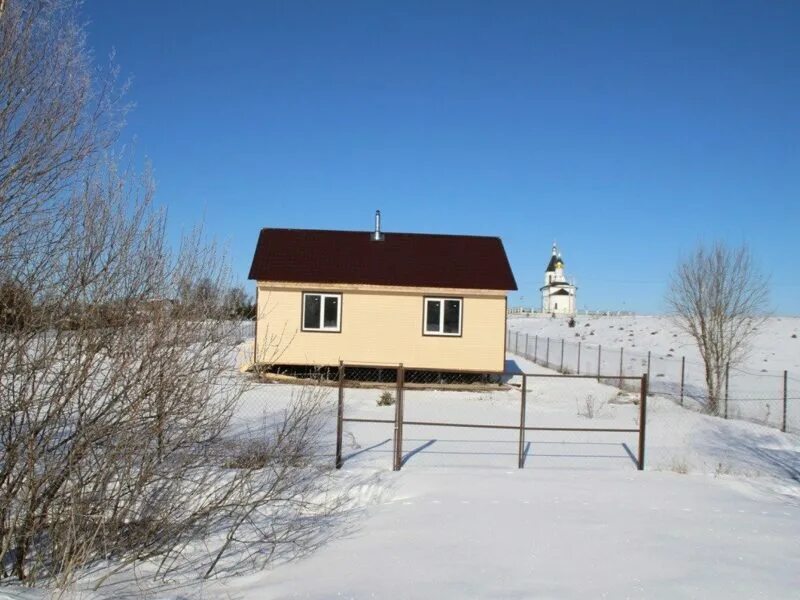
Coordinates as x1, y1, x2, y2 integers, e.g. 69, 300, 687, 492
248, 228, 517, 291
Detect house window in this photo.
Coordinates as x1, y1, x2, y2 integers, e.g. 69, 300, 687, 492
302, 293, 341, 332
423, 297, 462, 336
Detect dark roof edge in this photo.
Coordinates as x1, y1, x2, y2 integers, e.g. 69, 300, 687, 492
257, 227, 504, 241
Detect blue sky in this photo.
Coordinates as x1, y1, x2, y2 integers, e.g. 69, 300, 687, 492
82, 1, 800, 314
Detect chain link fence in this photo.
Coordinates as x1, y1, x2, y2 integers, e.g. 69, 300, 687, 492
507, 329, 799, 434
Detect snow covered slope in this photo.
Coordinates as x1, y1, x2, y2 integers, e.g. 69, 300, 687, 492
507, 314, 800, 373
508, 314, 800, 432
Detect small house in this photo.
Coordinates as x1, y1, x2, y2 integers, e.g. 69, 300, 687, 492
247, 213, 517, 373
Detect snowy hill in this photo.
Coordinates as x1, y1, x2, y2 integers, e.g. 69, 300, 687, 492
507, 314, 800, 374
508, 314, 800, 431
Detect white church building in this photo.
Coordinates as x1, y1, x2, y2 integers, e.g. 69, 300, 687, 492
540, 243, 577, 315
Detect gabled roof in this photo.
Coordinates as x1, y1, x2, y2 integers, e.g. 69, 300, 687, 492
248, 228, 517, 291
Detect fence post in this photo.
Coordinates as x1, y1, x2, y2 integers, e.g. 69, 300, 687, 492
534, 336, 539, 363
680, 356, 685, 406
724, 362, 730, 419
398, 364, 405, 469
560, 339, 565, 372
335, 361, 344, 469
577, 341, 582, 375
393, 364, 403, 471
253, 288, 259, 364
638, 374, 648, 471
515, 331, 520, 354
518, 374, 527, 468
546, 337, 550, 367
525, 333, 530, 359
597, 345, 602, 382
783, 370, 788, 433
618, 347, 624, 388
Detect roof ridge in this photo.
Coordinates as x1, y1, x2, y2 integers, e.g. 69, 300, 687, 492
258, 227, 501, 240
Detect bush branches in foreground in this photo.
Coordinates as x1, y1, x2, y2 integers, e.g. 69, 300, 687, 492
0, 0, 343, 588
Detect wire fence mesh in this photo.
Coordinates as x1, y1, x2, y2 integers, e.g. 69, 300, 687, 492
507, 329, 798, 433
329, 363, 647, 471
236, 352, 800, 477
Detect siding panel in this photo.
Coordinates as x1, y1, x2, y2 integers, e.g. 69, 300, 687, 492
256, 282, 507, 372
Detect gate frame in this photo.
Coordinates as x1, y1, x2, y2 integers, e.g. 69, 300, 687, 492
335, 364, 649, 472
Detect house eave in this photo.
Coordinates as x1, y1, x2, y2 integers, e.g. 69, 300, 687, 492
256, 280, 511, 297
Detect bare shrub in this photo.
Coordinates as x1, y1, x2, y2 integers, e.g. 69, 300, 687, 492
0, 0, 338, 588
714, 462, 734, 477
669, 457, 690, 475
377, 391, 395, 406
666, 242, 769, 415
577, 394, 606, 419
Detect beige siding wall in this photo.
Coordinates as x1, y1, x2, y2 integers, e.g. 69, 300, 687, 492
256, 281, 507, 372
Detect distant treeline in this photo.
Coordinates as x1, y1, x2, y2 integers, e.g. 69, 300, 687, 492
0, 278, 256, 332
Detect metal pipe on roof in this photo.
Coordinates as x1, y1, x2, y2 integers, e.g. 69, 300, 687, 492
372, 209, 384, 241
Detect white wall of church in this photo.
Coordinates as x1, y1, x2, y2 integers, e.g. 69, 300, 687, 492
542, 290, 575, 315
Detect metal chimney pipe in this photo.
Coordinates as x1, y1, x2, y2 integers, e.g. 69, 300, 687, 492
372, 210, 384, 241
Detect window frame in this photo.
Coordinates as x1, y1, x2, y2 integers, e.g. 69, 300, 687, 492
422, 296, 463, 337
301, 292, 342, 333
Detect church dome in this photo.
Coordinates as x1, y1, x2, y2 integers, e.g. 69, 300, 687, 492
545, 253, 564, 272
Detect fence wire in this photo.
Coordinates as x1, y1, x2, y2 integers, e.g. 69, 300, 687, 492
507, 329, 798, 434
331, 365, 646, 471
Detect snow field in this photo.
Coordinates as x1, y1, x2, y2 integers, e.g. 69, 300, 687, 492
200, 353, 800, 598
5, 347, 799, 599
508, 314, 800, 432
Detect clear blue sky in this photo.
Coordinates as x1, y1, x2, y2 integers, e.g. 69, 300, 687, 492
82, 1, 800, 314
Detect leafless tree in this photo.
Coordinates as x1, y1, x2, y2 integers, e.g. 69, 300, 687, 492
0, 0, 126, 258
223, 285, 255, 320
666, 242, 769, 414
1, 0, 342, 589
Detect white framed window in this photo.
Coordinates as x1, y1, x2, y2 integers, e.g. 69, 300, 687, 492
302, 292, 341, 332
423, 297, 462, 336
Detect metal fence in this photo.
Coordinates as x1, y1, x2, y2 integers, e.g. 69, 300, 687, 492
508, 308, 636, 317
506, 329, 799, 434
333, 362, 648, 472
236, 319, 256, 340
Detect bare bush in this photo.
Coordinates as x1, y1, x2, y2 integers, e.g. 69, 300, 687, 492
666, 242, 769, 414
0, 0, 337, 588
668, 456, 690, 475
377, 391, 395, 406
577, 394, 606, 419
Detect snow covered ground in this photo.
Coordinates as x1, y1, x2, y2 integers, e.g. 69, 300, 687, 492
216, 355, 800, 599
3, 353, 799, 599
249, 471, 798, 600
508, 314, 800, 432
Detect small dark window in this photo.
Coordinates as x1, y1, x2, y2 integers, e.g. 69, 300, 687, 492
303, 294, 321, 329
302, 293, 341, 331
426, 299, 441, 333
443, 300, 460, 333
424, 297, 462, 336
323, 296, 339, 328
